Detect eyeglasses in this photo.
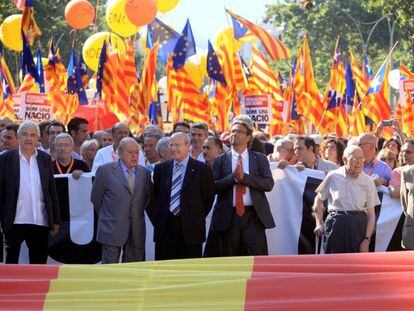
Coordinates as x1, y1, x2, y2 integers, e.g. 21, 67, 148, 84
230, 129, 248, 135
357, 142, 372, 147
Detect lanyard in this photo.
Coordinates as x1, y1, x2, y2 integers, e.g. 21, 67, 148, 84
56, 158, 74, 174
366, 159, 379, 176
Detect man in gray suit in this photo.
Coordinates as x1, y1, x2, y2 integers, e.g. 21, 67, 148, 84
91, 137, 153, 263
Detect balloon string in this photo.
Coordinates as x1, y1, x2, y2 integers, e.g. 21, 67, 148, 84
94, 0, 101, 30
71, 30, 77, 49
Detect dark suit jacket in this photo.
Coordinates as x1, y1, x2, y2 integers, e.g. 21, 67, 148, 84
211, 150, 275, 232
152, 157, 215, 245
0, 149, 60, 234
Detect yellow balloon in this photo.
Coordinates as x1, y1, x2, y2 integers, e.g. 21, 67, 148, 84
0, 15, 23, 52
82, 32, 126, 71
184, 61, 204, 90
214, 27, 242, 52
155, 0, 179, 13
106, 0, 140, 38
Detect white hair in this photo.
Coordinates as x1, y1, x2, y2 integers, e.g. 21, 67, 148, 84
80, 139, 99, 156
171, 132, 190, 144
54, 133, 74, 146
118, 137, 139, 152
343, 145, 363, 159
156, 137, 171, 154
17, 120, 40, 136
275, 138, 293, 148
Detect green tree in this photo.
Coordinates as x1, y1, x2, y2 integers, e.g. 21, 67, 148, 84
263, 0, 410, 88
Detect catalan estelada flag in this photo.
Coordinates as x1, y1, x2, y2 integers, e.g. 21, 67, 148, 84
226, 8, 290, 61
2, 252, 414, 310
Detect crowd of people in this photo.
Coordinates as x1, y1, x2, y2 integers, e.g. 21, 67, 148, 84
0, 114, 413, 264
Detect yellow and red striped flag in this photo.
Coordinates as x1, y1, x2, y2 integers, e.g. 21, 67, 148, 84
1, 57, 16, 94
226, 9, 290, 61
18, 74, 38, 93
349, 51, 369, 99
21, 0, 42, 45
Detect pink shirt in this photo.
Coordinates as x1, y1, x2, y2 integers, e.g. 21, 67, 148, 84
390, 166, 404, 188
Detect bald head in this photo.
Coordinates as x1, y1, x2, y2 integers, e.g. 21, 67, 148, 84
357, 133, 376, 163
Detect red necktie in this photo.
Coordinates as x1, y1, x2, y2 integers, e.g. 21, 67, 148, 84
236, 154, 246, 217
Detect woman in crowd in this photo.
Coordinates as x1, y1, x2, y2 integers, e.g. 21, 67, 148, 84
80, 139, 99, 170
377, 148, 398, 171
320, 138, 345, 166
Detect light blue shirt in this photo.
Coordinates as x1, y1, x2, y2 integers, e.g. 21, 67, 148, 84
172, 155, 190, 185
364, 158, 392, 183
119, 160, 136, 182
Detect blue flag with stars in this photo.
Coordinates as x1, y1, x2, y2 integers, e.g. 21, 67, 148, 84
207, 40, 227, 87
96, 41, 107, 99
67, 50, 88, 105
21, 31, 39, 82
148, 18, 180, 63
172, 19, 196, 70
36, 47, 45, 93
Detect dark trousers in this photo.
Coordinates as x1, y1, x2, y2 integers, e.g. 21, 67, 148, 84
218, 206, 268, 256
3, 224, 49, 264
323, 211, 367, 254
155, 213, 202, 260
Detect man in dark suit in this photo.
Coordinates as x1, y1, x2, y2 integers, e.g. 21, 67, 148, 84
0, 121, 60, 264
210, 115, 275, 256
92, 137, 153, 263
153, 132, 215, 260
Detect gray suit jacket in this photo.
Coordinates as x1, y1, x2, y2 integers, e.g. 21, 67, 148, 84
91, 161, 153, 248
401, 165, 414, 250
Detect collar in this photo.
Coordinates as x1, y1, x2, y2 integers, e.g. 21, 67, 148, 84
231, 148, 248, 160
342, 166, 360, 179
119, 160, 135, 173
174, 155, 190, 167
19, 147, 38, 159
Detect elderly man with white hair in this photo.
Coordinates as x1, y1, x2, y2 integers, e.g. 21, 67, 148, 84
267, 138, 294, 164
313, 145, 380, 254
0, 120, 60, 264
52, 133, 90, 178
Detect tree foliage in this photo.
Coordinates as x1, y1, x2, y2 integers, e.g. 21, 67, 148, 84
264, 0, 412, 88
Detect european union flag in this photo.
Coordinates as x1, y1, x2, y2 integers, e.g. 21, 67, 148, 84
36, 47, 45, 93
207, 40, 227, 87
96, 41, 107, 99
21, 31, 38, 82
343, 61, 355, 107
67, 50, 88, 105
230, 14, 248, 40
172, 19, 196, 70
148, 18, 180, 63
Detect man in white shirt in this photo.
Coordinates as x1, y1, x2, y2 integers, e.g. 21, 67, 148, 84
313, 145, 380, 254
190, 122, 208, 163
92, 123, 145, 171
0, 120, 60, 264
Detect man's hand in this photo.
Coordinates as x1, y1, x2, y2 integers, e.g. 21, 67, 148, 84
373, 176, 387, 187
234, 159, 244, 182
72, 170, 83, 180
50, 224, 59, 237
296, 162, 305, 171
359, 238, 370, 252
314, 223, 324, 237
278, 159, 289, 169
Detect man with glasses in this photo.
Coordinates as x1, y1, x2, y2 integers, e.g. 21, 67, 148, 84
267, 138, 294, 164
357, 133, 391, 186
210, 115, 275, 256
313, 145, 379, 254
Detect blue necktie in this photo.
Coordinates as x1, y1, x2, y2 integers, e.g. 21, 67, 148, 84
169, 163, 182, 215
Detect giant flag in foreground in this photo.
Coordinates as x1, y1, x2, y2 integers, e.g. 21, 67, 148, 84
1, 251, 414, 310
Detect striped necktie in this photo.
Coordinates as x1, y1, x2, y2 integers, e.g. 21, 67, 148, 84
169, 162, 183, 215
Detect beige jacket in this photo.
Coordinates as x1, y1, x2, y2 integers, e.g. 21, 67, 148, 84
400, 165, 414, 249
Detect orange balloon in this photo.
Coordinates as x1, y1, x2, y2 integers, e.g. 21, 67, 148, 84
65, 0, 95, 30
125, 0, 157, 27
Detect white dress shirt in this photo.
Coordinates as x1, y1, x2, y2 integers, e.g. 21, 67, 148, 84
14, 148, 48, 226
92, 144, 146, 172
190, 146, 206, 163
231, 148, 253, 207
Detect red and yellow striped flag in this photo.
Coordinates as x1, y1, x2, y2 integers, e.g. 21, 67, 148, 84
226, 9, 290, 61
1, 57, 16, 94
18, 74, 38, 93
349, 51, 369, 99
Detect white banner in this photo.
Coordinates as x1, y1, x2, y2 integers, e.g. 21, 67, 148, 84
8, 165, 404, 263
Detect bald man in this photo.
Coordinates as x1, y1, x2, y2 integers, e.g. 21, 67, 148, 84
91, 137, 153, 263
357, 133, 392, 186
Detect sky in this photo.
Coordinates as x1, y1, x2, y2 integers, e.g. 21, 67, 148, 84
159, 0, 274, 50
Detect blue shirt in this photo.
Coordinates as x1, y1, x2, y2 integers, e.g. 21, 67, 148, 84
364, 158, 392, 183
119, 160, 136, 182
172, 155, 190, 185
